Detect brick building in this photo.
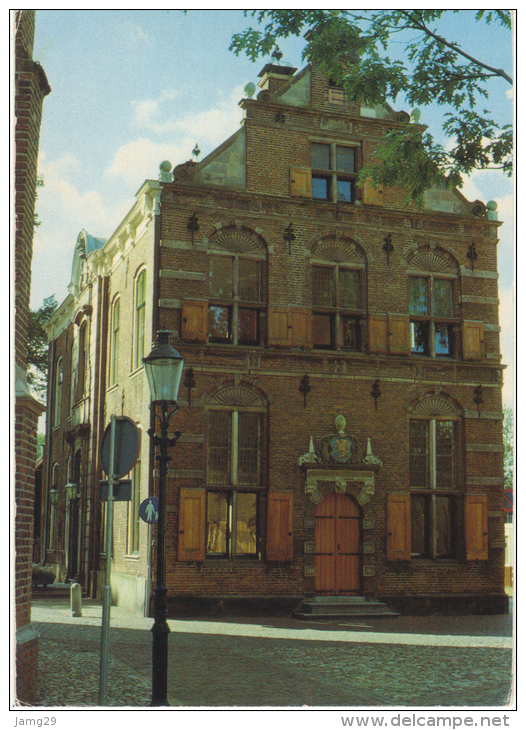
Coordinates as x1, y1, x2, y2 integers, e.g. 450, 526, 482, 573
41, 63, 508, 617
14, 9, 50, 702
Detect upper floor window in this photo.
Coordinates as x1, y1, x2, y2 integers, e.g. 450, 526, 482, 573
312, 264, 363, 350
109, 297, 120, 386
134, 270, 146, 369
311, 142, 357, 203
53, 358, 63, 427
310, 236, 366, 352
407, 248, 459, 359
76, 322, 87, 401
409, 275, 457, 357
209, 254, 263, 346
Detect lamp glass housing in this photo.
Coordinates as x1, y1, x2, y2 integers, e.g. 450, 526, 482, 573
143, 331, 184, 404
49, 488, 59, 506
65, 481, 79, 500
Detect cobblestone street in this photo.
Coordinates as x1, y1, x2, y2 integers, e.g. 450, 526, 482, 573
26, 596, 513, 709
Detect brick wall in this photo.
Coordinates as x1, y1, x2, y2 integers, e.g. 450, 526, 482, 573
14, 9, 50, 704
43, 63, 506, 615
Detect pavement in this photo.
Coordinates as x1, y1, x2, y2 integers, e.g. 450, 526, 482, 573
26, 592, 514, 710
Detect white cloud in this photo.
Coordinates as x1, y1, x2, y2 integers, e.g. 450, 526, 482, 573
122, 20, 149, 44
104, 137, 196, 183
131, 85, 245, 149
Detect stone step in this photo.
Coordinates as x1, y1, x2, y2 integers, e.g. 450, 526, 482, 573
293, 596, 400, 620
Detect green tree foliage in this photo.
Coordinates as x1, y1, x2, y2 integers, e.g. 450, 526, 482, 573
27, 295, 57, 398
230, 10, 512, 205
502, 405, 513, 490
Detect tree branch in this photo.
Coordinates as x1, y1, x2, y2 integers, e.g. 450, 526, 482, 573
399, 10, 512, 84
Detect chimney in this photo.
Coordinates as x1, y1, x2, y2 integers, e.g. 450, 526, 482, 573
257, 63, 297, 94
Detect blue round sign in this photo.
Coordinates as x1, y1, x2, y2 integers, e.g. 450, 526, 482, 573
139, 497, 159, 524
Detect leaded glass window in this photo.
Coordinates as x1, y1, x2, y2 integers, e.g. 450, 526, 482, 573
209, 254, 263, 345
409, 418, 459, 559
312, 265, 362, 350
409, 274, 456, 358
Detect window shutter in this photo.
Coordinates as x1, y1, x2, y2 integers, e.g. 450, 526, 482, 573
290, 308, 312, 348
267, 307, 291, 346
268, 307, 312, 347
178, 489, 206, 561
386, 493, 411, 561
462, 321, 485, 361
465, 494, 488, 560
290, 167, 312, 197
368, 313, 388, 354
267, 492, 293, 561
181, 300, 208, 342
389, 314, 410, 355
363, 179, 384, 206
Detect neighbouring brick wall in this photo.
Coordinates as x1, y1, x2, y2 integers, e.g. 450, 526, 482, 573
14, 9, 50, 703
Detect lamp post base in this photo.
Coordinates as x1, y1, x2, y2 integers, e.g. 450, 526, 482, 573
151, 585, 170, 706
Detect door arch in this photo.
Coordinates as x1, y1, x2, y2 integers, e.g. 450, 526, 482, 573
314, 493, 361, 595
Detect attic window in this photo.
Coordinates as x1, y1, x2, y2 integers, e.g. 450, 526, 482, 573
328, 79, 345, 105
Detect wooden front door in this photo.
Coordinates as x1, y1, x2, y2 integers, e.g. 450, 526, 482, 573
314, 493, 361, 595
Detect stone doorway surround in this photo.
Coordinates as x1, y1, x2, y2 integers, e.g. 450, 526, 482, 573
298, 417, 382, 592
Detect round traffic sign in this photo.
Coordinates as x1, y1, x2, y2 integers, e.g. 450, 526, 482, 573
140, 497, 159, 524
504, 489, 513, 513
101, 416, 141, 479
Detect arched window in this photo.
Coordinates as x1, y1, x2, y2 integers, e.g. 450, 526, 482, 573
178, 384, 267, 562
109, 297, 120, 386
76, 321, 87, 400
48, 463, 59, 550
407, 248, 459, 358
53, 358, 63, 427
311, 237, 366, 351
408, 395, 462, 559
134, 270, 146, 369
208, 228, 267, 346
127, 459, 141, 554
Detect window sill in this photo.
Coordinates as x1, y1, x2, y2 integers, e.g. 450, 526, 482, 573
129, 365, 145, 380
204, 556, 261, 563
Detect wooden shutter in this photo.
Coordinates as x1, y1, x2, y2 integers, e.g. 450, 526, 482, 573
267, 307, 291, 346
181, 300, 207, 342
389, 314, 410, 355
178, 489, 206, 561
267, 307, 312, 348
386, 493, 411, 561
462, 321, 484, 361
363, 179, 384, 206
368, 313, 388, 354
267, 492, 293, 561
290, 308, 312, 348
290, 167, 312, 197
465, 494, 488, 560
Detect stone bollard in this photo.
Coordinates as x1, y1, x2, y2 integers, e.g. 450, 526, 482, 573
70, 582, 82, 617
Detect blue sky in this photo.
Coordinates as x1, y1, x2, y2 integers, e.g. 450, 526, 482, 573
28, 9, 514, 404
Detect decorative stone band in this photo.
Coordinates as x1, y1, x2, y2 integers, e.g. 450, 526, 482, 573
466, 443, 504, 452
305, 468, 376, 505
460, 295, 499, 306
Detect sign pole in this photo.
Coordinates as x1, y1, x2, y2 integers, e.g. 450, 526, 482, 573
99, 413, 116, 705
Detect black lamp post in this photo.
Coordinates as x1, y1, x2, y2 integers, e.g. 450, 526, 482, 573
143, 330, 184, 707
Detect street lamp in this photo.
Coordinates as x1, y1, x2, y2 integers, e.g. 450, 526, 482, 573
143, 330, 184, 707
65, 480, 79, 501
